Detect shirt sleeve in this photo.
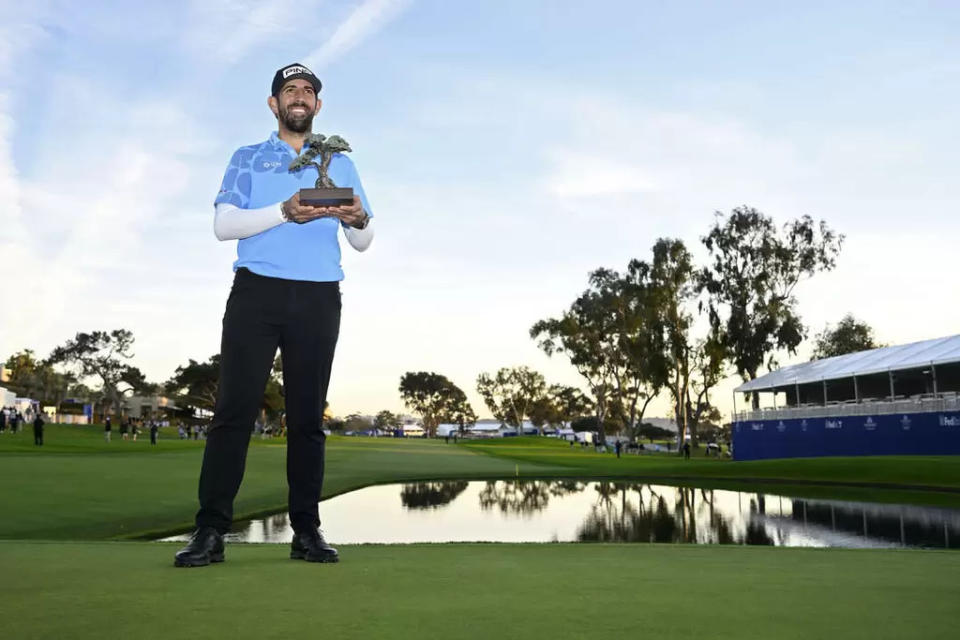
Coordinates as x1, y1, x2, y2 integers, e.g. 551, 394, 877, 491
214, 202, 285, 240
214, 148, 255, 208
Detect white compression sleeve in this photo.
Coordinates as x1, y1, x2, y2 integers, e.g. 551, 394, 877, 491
343, 219, 375, 252
215, 201, 375, 250
213, 202, 285, 240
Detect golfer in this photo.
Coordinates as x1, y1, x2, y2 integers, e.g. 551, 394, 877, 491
175, 63, 374, 567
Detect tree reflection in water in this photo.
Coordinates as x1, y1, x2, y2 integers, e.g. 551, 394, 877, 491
400, 481, 469, 510
576, 484, 773, 545
478, 480, 558, 516
400, 480, 779, 544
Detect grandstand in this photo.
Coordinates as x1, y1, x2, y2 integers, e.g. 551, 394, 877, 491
731, 334, 960, 460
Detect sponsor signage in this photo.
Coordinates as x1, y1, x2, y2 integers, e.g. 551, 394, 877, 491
733, 410, 960, 461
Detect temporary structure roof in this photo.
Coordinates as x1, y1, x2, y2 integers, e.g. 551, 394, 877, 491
735, 334, 960, 393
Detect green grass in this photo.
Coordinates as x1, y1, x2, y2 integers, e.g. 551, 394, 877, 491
0, 425, 569, 539
3, 427, 960, 539
2, 541, 958, 640
463, 437, 960, 504
3, 426, 960, 639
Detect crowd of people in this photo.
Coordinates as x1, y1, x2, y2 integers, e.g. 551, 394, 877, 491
1, 405, 46, 445
103, 417, 205, 444
3, 409, 212, 446
0, 406, 26, 434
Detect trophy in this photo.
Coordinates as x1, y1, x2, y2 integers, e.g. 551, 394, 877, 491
289, 133, 354, 206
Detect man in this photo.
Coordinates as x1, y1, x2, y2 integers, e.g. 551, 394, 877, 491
175, 63, 374, 568
33, 411, 44, 446
104, 415, 111, 442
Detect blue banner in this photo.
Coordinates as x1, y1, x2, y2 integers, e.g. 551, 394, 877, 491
732, 411, 960, 460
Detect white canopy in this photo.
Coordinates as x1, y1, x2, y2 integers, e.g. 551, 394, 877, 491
735, 334, 960, 393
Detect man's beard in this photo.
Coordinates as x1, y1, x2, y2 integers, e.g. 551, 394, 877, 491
279, 102, 314, 133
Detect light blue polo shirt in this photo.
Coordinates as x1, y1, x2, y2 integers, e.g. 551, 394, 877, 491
214, 131, 374, 282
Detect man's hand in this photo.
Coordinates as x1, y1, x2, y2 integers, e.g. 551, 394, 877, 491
281, 192, 338, 224
332, 196, 369, 229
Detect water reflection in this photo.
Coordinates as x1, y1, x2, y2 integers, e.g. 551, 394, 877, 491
160, 480, 960, 548
400, 481, 468, 509
575, 484, 770, 545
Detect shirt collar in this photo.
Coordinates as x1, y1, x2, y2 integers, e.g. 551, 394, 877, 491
268, 131, 288, 150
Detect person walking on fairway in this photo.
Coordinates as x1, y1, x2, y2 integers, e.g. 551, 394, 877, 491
104, 415, 112, 442
175, 63, 374, 568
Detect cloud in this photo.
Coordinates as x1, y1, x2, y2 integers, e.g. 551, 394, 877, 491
303, 0, 411, 70
0, 72, 222, 369
182, 0, 323, 65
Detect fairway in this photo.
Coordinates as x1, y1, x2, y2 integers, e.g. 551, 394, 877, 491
2, 426, 960, 639
4, 426, 960, 539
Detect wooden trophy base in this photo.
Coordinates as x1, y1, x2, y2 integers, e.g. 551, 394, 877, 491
299, 187, 354, 207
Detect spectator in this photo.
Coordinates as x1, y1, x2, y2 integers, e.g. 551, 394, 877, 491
33, 412, 45, 446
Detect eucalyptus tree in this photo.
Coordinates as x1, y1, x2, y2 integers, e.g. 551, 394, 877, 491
700, 206, 843, 405
547, 384, 594, 428
532, 261, 668, 443
592, 261, 670, 441
647, 238, 727, 448
446, 387, 478, 434
476, 366, 547, 434
812, 314, 884, 359
648, 239, 697, 447
399, 371, 468, 437
531, 290, 618, 443
373, 410, 403, 432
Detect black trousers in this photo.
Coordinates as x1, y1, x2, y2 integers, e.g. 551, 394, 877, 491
195, 268, 341, 534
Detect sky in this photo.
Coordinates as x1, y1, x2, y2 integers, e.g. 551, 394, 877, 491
1, 0, 958, 420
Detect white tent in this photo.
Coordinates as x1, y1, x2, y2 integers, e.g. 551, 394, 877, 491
736, 334, 960, 393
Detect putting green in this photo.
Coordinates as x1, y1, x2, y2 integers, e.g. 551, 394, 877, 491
1, 541, 958, 639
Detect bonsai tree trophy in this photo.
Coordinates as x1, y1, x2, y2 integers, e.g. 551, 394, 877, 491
288, 133, 355, 206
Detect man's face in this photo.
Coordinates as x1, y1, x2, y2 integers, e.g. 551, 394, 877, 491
271, 79, 320, 133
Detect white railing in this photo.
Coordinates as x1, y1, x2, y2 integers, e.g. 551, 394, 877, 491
734, 393, 960, 423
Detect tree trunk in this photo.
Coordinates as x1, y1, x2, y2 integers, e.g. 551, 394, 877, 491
748, 370, 759, 409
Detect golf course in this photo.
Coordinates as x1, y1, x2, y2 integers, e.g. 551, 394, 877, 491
2, 425, 959, 639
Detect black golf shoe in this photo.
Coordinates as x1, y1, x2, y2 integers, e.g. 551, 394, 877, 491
290, 528, 339, 563
173, 527, 225, 567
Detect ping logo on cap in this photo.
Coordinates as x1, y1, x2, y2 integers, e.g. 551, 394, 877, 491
283, 65, 312, 78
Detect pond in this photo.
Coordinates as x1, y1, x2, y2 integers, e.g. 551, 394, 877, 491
161, 480, 960, 549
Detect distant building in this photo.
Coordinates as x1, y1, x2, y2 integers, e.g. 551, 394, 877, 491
123, 395, 180, 419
